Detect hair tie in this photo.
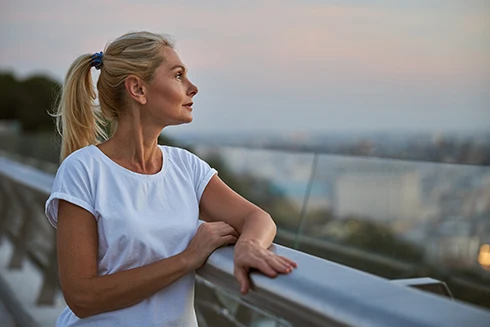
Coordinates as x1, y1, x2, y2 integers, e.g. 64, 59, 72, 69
90, 51, 104, 70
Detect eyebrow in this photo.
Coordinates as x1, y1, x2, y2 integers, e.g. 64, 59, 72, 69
170, 65, 186, 72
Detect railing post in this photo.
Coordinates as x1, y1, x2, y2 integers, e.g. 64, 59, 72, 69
0, 178, 15, 243
8, 185, 34, 269
0, 179, 8, 242
37, 232, 59, 305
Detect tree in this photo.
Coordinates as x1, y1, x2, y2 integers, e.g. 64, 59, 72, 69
0, 72, 61, 131
0, 72, 25, 121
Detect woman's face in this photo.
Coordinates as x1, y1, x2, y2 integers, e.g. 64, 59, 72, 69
144, 47, 198, 127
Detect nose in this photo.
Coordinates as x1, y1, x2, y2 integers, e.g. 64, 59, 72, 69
188, 81, 198, 97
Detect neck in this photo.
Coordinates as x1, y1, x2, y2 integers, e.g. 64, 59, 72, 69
99, 112, 164, 174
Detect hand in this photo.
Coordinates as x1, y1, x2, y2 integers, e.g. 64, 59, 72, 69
234, 239, 297, 294
185, 222, 238, 270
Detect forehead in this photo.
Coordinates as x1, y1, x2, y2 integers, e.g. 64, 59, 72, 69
161, 47, 185, 70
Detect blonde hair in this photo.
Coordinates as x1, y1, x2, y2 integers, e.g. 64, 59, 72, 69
53, 31, 174, 162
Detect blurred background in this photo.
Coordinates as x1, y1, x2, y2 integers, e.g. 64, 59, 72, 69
1, 0, 489, 325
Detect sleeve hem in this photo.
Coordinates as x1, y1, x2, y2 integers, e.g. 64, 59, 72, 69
45, 192, 97, 229
196, 169, 218, 203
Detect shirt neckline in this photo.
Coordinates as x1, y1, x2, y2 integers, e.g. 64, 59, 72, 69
89, 144, 168, 181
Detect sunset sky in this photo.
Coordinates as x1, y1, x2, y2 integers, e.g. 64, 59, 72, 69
1, 0, 489, 135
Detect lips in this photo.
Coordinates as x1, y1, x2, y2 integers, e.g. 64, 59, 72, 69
183, 102, 193, 107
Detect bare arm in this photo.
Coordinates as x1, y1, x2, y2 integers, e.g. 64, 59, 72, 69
199, 175, 297, 293
57, 200, 236, 318
199, 175, 276, 246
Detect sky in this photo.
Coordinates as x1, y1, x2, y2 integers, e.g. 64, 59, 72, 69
1, 0, 489, 136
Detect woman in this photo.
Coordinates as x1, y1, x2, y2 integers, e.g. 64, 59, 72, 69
44, 31, 297, 326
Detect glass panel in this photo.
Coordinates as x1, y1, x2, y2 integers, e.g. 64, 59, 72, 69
195, 277, 293, 327
2, 137, 489, 312
196, 146, 316, 246
196, 146, 490, 311
299, 154, 490, 311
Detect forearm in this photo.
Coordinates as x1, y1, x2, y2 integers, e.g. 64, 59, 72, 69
71, 251, 194, 318
238, 211, 277, 248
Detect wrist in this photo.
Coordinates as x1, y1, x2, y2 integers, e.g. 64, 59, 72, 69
180, 249, 199, 271
236, 238, 266, 248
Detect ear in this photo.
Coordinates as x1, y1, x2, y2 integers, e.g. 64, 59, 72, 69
124, 75, 147, 105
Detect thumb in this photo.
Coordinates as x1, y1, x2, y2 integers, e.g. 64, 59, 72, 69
234, 266, 250, 294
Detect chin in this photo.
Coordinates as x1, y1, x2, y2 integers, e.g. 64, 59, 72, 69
179, 116, 193, 125
166, 117, 193, 127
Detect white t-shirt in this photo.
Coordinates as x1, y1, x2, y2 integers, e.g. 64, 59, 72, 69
45, 144, 217, 327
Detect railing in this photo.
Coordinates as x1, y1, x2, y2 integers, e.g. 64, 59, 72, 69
195, 145, 490, 308
1, 153, 490, 326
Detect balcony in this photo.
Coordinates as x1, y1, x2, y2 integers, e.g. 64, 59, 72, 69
1, 145, 490, 326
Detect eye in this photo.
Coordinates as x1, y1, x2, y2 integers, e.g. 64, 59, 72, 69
175, 72, 183, 80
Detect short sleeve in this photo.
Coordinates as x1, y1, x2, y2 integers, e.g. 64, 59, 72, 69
186, 151, 218, 202
45, 157, 97, 229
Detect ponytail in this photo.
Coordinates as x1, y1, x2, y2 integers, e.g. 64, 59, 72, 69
52, 31, 174, 163
54, 54, 108, 163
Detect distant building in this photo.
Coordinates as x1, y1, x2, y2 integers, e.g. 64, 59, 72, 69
462, 173, 490, 218
426, 217, 483, 270
335, 169, 421, 222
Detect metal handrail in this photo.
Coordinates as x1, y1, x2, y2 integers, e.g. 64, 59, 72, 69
1, 156, 490, 327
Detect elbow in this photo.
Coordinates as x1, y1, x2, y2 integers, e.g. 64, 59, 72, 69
64, 290, 98, 319
257, 210, 276, 236
71, 308, 91, 319
269, 214, 277, 237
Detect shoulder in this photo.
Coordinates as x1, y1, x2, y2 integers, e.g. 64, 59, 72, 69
57, 145, 97, 177
159, 145, 214, 179
48, 146, 97, 201
63, 145, 94, 162
159, 145, 200, 165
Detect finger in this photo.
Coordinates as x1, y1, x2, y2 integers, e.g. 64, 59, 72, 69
234, 266, 250, 294
268, 256, 293, 274
221, 235, 238, 246
216, 221, 231, 228
275, 256, 296, 270
208, 221, 227, 231
217, 223, 238, 236
256, 259, 278, 278
230, 228, 239, 238
222, 225, 239, 238
214, 235, 236, 249
228, 225, 239, 238
280, 256, 298, 268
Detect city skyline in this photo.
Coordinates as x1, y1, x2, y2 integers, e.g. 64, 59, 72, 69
1, 0, 489, 134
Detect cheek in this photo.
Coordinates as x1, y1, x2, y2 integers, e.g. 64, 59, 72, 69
156, 84, 184, 107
